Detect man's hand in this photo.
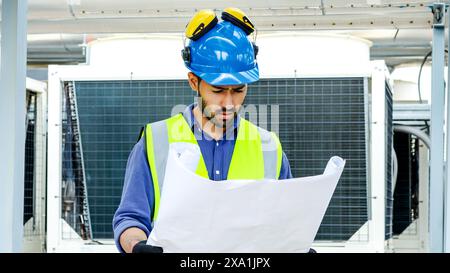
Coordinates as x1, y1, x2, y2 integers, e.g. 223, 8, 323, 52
132, 240, 163, 253
120, 227, 152, 253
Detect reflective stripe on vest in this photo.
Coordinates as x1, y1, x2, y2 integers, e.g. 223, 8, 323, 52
144, 113, 282, 222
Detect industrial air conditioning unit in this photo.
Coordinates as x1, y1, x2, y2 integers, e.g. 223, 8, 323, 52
47, 34, 394, 252
23, 78, 47, 253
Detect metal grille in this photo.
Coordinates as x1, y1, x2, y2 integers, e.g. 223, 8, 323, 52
63, 77, 369, 241
23, 90, 47, 252
393, 133, 420, 236
385, 82, 394, 240
24, 92, 37, 227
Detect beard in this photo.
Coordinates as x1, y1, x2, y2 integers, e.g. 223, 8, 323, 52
198, 96, 239, 129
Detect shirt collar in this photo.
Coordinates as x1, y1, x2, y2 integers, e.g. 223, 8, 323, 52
182, 103, 240, 140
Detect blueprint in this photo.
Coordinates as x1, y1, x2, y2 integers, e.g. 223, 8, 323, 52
147, 146, 345, 253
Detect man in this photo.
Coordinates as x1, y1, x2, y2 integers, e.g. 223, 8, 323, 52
113, 8, 293, 253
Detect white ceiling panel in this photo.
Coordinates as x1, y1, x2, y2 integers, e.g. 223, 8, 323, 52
0, 0, 440, 67
0, 0, 437, 33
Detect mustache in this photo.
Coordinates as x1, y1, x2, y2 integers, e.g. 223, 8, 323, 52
211, 108, 239, 119
201, 104, 239, 115
216, 108, 237, 114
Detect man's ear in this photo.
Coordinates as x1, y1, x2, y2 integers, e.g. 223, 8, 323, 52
187, 72, 199, 93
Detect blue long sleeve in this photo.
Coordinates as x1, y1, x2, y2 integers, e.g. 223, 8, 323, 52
112, 138, 154, 253
279, 151, 293, 179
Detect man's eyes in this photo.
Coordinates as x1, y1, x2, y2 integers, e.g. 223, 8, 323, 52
212, 89, 244, 93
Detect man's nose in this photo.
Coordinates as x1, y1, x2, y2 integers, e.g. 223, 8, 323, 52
222, 90, 234, 107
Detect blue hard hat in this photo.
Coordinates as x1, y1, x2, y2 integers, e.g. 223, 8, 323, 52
183, 20, 259, 85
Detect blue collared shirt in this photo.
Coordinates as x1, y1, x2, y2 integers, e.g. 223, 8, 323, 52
112, 103, 293, 252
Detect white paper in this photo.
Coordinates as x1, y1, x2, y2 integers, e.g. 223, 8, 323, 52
148, 147, 345, 253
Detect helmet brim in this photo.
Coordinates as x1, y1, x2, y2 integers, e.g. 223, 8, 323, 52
192, 65, 259, 86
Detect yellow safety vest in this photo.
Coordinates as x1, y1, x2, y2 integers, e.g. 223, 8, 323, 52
142, 113, 283, 221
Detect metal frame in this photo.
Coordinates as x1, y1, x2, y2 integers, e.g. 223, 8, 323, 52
445, 2, 450, 254
430, 2, 446, 253
0, 0, 28, 252
365, 76, 372, 227
393, 104, 431, 122
370, 61, 391, 252
419, 141, 430, 252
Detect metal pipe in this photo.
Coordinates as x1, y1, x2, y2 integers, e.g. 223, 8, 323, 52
392, 147, 398, 191
394, 125, 431, 149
